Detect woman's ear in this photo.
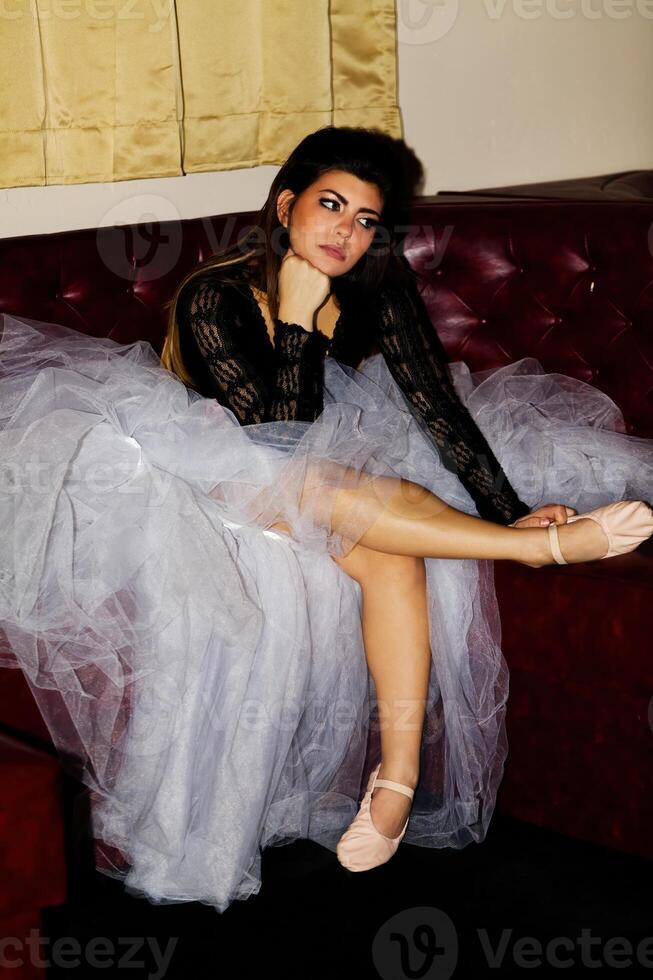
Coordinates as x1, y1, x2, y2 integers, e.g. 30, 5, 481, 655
276, 189, 294, 228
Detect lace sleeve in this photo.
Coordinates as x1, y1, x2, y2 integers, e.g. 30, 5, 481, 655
272, 318, 330, 421
183, 281, 329, 424
375, 285, 532, 525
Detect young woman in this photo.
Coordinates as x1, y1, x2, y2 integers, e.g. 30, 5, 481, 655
0, 127, 651, 912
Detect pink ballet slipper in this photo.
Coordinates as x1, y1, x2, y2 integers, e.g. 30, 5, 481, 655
336, 762, 414, 872
546, 499, 653, 564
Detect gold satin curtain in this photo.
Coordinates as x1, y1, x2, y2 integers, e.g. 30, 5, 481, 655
0, 0, 401, 189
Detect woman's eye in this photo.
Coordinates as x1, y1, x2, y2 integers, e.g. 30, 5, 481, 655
319, 198, 378, 231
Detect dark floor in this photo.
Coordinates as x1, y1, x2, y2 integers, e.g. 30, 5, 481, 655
41, 784, 652, 980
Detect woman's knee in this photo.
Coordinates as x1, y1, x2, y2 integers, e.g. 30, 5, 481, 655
298, 462, 404, 516
332, 544, 424, 588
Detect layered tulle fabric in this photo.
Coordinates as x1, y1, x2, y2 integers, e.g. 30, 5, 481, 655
1, 313, 651, 913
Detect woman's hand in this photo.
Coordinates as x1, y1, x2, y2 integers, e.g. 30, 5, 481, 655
277, 246, 331, 332
509, 503, 578, 528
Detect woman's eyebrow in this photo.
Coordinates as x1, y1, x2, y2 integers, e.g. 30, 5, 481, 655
318, 188, 381, 218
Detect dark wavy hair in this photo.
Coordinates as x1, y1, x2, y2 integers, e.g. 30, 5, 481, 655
161, 125, 424, 388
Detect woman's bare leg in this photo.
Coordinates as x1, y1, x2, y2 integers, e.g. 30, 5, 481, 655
310, 472, 609, 567
231, 464, 610, 566
332, 544, 430, 838
267, 519, 429, 835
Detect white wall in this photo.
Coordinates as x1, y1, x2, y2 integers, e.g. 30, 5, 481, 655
2, 0, 652, 239
397, 0, 653, 192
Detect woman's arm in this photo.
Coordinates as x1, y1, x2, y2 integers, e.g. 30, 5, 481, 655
374, 283, 532, 525
182, 279, 329, 424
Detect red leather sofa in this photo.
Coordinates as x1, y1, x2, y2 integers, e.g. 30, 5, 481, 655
0, 734, 67, 980
1, 181, 652, 938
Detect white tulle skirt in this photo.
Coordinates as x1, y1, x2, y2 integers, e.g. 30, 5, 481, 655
1, 313, 651, 913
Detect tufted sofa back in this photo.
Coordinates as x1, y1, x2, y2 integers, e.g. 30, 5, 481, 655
1, 198, 652, 436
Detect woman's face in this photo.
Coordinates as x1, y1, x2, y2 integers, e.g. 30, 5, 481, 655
276, 169, 384, 276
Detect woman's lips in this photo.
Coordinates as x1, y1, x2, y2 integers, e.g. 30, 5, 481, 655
319, 245, 346, 261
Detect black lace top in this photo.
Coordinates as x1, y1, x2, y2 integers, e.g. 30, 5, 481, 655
176, 276, 532, 525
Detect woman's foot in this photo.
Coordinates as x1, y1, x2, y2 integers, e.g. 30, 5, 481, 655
521, 500, 653, 568
369, 764, 419, 839
336, 761, 416, 871
522, 516, 609, 568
